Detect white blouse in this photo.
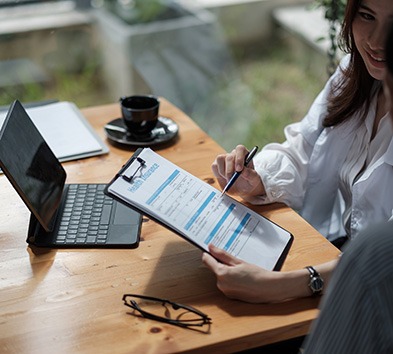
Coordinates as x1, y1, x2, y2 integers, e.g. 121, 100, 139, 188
250, 55, 393, 241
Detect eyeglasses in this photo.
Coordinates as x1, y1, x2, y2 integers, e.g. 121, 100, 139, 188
122, 294, 212, 330
120, 157, 146, 183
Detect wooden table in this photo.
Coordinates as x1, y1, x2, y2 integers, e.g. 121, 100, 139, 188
0, 99, 340, 354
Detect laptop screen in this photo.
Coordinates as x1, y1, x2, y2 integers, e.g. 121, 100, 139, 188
0, 100, 66, 231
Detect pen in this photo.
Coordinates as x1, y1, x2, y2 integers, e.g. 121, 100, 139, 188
220, 146, 259, 197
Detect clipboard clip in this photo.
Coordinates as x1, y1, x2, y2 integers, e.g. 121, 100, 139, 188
120, 157, 146, 183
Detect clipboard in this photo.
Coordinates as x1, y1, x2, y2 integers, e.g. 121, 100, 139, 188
104, 148, 293, 271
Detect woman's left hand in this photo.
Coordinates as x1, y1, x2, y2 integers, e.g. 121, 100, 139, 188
202, 244, 287, 303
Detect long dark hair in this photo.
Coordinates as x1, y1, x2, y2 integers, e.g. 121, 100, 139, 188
387, 24, 393, 74
323, 0, 377, 127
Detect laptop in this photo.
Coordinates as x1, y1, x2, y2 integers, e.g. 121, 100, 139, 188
0, 100, 142, 248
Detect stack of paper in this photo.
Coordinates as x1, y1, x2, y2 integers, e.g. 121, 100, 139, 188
0, 101, 108, 162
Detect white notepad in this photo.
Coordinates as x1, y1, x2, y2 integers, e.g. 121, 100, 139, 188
0, 101, 108, 162
105, 148, 293, 271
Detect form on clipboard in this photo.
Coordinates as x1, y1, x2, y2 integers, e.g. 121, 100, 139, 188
105, 148, 293, 271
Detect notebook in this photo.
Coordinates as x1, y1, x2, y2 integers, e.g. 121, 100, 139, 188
0, 100, 142, 248
0, 100, 109, 163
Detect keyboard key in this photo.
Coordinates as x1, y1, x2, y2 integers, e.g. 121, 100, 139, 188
87, 236, 97, 243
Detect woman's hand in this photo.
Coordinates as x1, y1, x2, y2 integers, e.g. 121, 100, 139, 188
203, 244, 338, 303
212, 145, 265, 198
202, 244, 288, 303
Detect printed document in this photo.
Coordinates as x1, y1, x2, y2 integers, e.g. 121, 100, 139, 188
106, 148, 292, 270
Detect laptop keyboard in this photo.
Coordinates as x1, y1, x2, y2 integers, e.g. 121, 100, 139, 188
55, 184, 113, 245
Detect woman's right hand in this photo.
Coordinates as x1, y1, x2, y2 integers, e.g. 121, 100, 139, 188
212, 145, 265, 198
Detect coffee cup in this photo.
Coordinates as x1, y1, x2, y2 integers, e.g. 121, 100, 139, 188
120, 95, 159, 137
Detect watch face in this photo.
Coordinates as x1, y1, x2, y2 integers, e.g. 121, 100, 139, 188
310, 277, 324, 292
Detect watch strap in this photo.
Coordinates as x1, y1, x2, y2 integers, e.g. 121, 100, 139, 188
306, 266, 324, 296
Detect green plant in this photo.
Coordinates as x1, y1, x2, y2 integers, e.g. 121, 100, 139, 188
315, 0, 346, 21
99, 0, 182, 25
241, 44, 324, 148
314, 0, 347, 74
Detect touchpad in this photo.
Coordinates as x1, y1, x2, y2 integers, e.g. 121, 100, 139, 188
113, 202, 140, 225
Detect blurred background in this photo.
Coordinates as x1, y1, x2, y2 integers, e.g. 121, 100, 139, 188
0, 0, 344, 150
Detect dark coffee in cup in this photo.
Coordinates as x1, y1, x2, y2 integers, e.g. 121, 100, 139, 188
120, 95, 159, 137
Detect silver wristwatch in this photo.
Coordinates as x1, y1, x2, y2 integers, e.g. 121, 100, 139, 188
306, 266, 324, 296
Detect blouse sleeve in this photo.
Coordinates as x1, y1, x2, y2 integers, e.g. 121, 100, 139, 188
246, 56, 348, 210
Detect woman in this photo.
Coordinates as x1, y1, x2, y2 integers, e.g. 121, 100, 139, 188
203, 0, 393, 303
301, 23, 393, 354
